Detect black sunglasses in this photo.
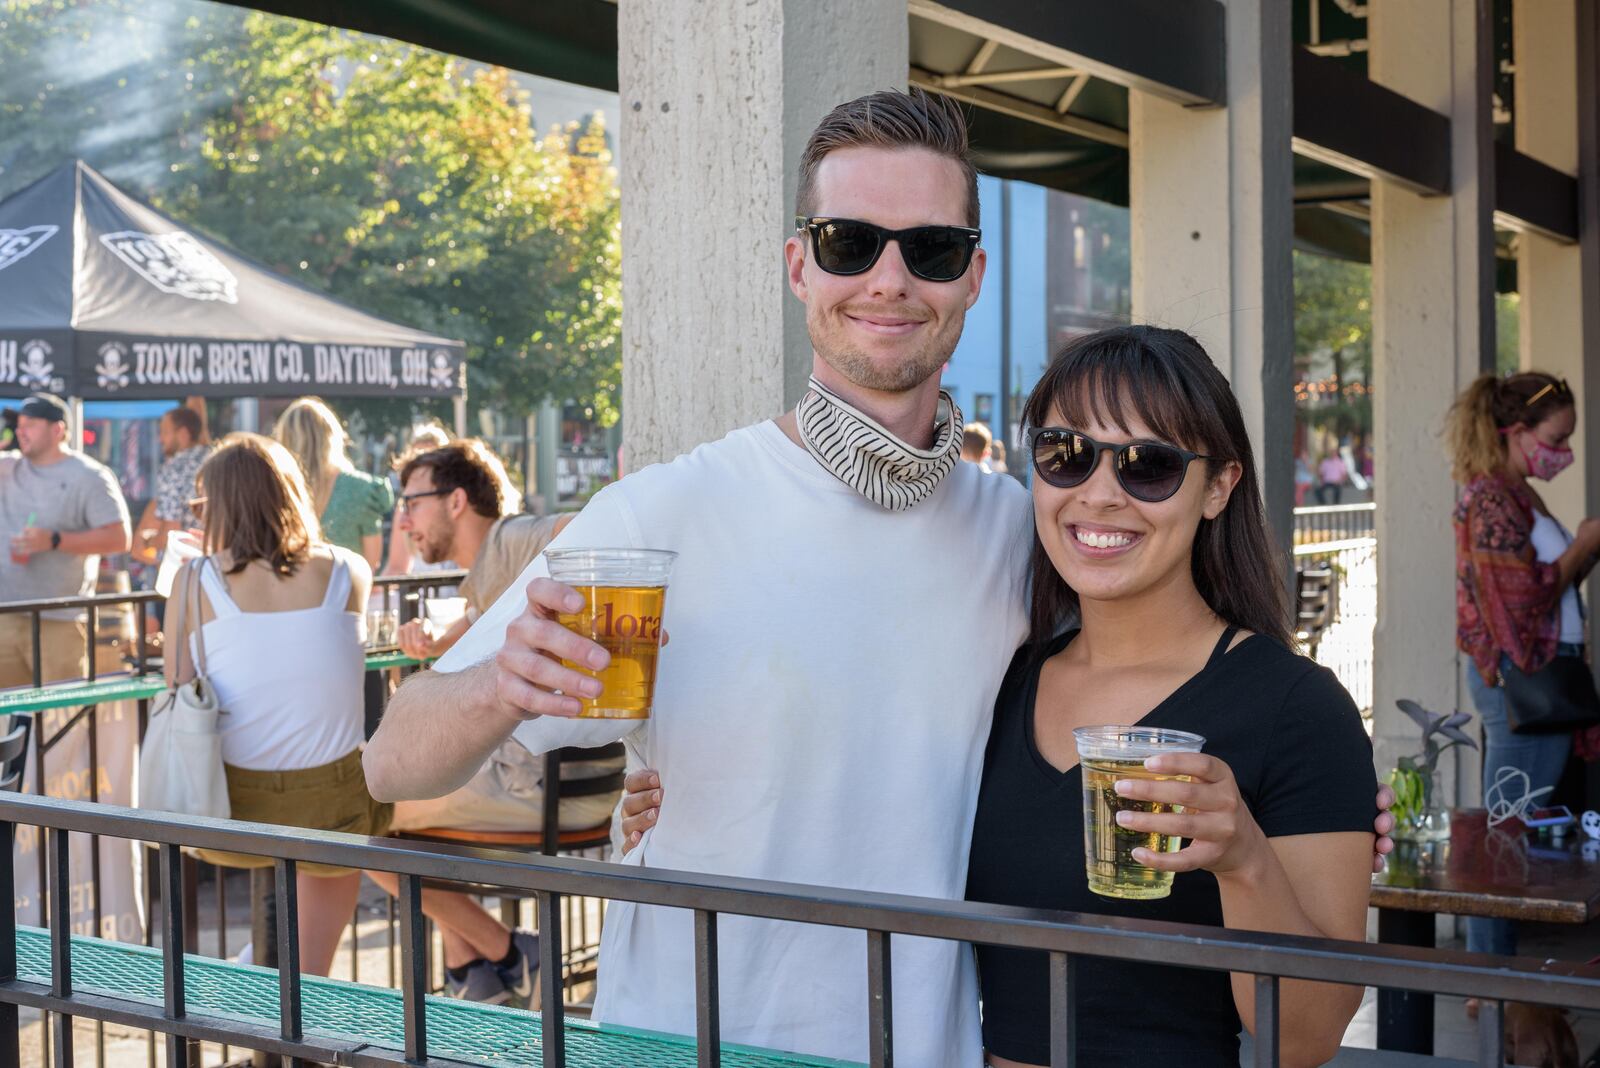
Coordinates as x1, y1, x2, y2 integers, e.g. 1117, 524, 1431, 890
795, 216, 981, 282
398, 488, 451, 514
1027, 428, 1212, 503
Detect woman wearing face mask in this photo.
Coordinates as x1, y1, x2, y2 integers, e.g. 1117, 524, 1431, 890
1448, 372, 1600, 957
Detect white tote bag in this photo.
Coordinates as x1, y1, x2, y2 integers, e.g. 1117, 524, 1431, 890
136, 559, 230, 819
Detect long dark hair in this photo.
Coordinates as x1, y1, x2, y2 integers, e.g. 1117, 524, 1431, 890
1021, 325, 1293, 648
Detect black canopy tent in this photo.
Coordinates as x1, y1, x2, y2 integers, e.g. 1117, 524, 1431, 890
0, 160, 466, 403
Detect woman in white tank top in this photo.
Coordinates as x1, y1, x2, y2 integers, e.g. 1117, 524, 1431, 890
163, 432, 389, 978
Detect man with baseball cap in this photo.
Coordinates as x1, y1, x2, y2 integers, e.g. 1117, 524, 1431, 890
0, 393, 131, 688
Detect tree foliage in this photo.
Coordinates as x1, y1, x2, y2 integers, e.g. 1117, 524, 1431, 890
1293, 250, 1372, 440
2, 2, 622, 435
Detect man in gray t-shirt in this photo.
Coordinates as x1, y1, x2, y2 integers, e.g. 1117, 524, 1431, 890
0, 394, 131, 688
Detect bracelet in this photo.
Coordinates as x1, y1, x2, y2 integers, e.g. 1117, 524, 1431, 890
49, 530, 61, 550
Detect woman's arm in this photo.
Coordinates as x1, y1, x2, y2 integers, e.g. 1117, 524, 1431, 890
343, 549, 374, 612
1556, 518, 1600, 590
1115, 753, 1370, 1068
383, 503, 413, 576
1218, 832, 1371, 1066
359, 533, 384, 573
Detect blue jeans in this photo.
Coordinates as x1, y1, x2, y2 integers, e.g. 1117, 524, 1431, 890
1463, 654, 1574, 956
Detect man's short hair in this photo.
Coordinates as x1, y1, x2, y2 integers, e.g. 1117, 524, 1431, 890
166, 406, 204, 442
962, 422, 993, 458
399, 439, 514, 520
797, 88, 979, 229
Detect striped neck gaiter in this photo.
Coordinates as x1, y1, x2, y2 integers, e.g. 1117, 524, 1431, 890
794, 375, 964, 511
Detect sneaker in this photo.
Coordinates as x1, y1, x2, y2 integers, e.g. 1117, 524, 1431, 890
494, 928, 540, 1007
445, 959, 511, 1006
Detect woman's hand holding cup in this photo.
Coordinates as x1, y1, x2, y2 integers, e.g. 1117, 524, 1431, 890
1111, 752, 1268, 879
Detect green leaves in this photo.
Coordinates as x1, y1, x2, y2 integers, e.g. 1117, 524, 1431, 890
1390, 697, 1478, 798
5, 1, 622, 434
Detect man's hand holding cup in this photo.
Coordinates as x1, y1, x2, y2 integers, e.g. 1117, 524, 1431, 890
493, 577, 611, 720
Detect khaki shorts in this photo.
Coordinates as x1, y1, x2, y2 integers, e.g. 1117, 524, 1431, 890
193, 749, 393, 877
0, 615, 88, 689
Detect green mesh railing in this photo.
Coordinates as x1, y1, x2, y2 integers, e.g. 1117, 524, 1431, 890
15, 927, 860, 1067
0, 674, 166, 714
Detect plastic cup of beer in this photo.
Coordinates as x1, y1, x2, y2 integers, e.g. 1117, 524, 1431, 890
544, 548, 675, 719
1073, 725, 1206, 900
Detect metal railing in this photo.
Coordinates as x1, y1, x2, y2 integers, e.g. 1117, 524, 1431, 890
2, 794, 1599, 1068
0, 590, 160, 689
1293, 502, 1376, 547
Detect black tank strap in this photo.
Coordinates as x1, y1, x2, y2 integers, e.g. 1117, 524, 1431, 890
1206, 625, 1241, 668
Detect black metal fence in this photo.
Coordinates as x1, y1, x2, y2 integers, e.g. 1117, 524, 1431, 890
0, 590, 160, 689
1292, 503, 1377, 546
2, 794, 1599, 1068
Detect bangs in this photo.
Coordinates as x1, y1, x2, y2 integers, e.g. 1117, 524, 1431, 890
1023, 330, 1230, 459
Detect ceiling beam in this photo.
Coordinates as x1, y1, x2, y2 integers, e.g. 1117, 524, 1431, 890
911, 67, 1130, 148
934, 67, 1081, 89
1293, 49, 1578, 241
909, 0, 1224, 107
1292, 48, 1449, 196
1493, 141, 1580, 242
1055, 72, 1091, 114
219, 0, 620, 89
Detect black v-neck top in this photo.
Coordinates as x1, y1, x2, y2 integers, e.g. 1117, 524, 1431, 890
965, 629, 1376, 1066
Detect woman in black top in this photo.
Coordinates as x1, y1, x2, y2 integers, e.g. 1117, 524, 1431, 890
967, 326, 1375, 1067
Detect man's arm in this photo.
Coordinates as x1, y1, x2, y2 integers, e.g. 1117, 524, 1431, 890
365, 576, 630, 798
365, 661, 525, 800
16, 520, 130, 556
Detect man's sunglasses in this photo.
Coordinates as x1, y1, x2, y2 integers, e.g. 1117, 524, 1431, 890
795, 216, 981, 282
1027, 428, 1212, 503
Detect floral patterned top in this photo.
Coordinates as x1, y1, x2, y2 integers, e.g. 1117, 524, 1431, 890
1455, 473, 1562, 686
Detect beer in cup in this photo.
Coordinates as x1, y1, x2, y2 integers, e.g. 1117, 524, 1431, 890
544, 548, 675, 719
1073, 725, 1206, 900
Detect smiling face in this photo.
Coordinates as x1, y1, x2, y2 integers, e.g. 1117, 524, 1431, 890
1032, 405, 1241, 609
784, 146, 985, 396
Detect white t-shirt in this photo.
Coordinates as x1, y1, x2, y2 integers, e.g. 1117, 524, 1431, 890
1530, 510, 1583, 645
435, 421, 1032, 1066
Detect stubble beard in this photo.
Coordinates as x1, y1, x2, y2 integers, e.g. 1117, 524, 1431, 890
808, 302, 965, 395
416, 519, 454, 565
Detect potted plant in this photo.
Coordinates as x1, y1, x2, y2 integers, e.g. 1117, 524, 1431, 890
1387, 699, 1478, 843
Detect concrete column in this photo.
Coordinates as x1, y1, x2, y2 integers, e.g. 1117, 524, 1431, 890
1515, 0, 1584, 526
1368, 0, 1495, 798
536, 398, 560, 515
617, 0, 908, 468
1581, 0, 1600, 698
1128, 0, 1295, 554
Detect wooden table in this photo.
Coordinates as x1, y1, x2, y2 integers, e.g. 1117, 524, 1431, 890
1370, 807, 1600, 1053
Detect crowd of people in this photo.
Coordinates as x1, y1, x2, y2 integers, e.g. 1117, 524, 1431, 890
0, 389, 617, 1005
7, 83, 1597, 1066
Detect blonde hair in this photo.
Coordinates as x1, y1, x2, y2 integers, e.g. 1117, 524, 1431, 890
197, 433, 321, 576
273, 397, 352, 509
406, 421, 450, 455
1446, 371, 1574, 483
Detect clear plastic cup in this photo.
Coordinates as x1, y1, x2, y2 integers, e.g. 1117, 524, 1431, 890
1074, 725, 1206, 900
544, 548, 676, 719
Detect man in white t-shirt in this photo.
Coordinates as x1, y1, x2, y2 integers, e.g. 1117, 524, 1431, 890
367, 89, 1028, 1065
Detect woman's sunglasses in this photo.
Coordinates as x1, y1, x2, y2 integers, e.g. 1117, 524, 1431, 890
795, 216, 981, 283
1027, 428, 1211, 503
